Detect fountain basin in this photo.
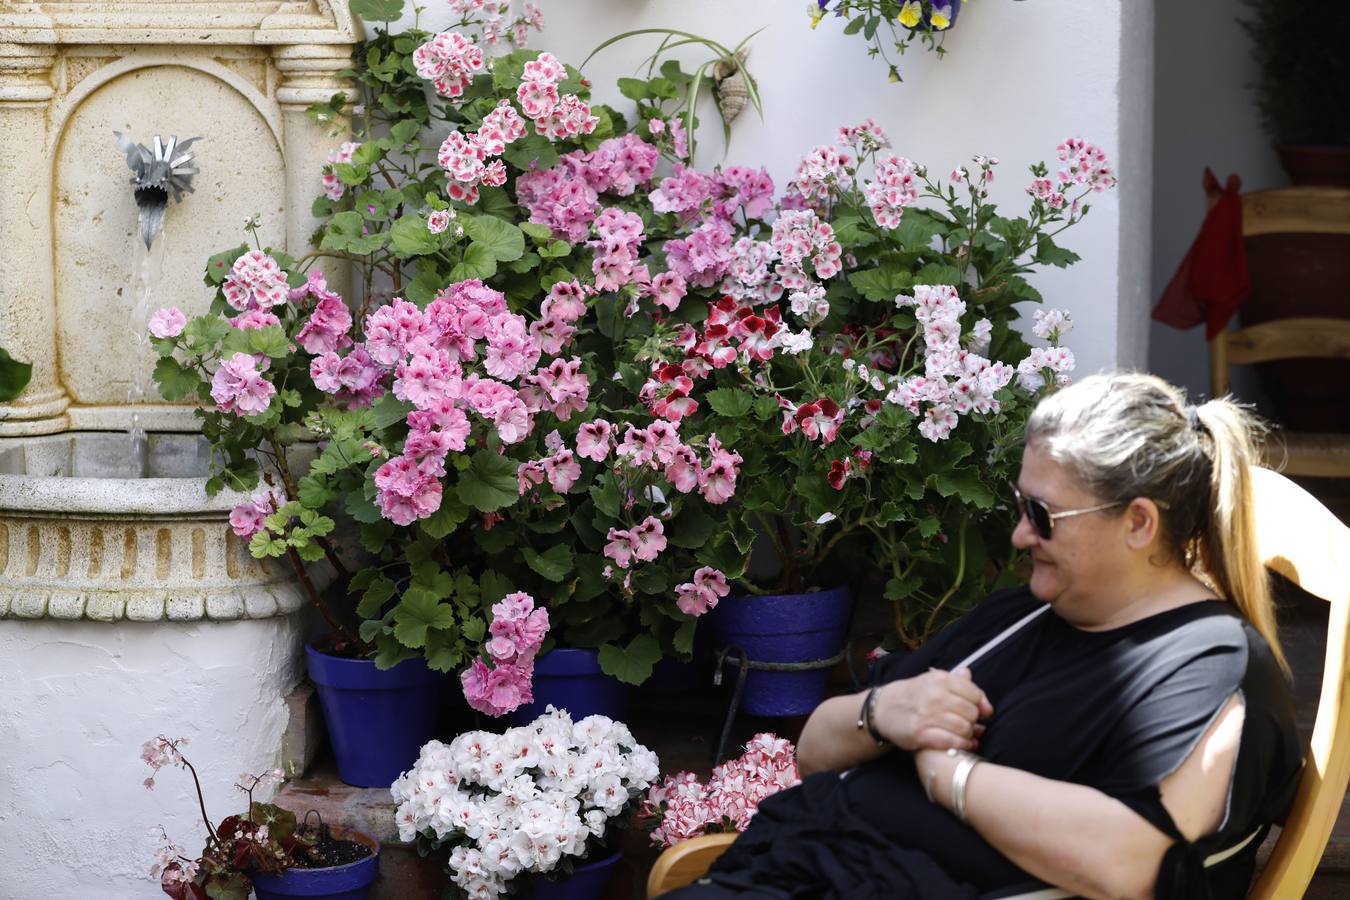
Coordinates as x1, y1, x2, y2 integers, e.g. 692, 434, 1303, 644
0, 432, 309, 622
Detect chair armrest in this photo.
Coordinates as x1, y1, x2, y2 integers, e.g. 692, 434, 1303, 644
646, 832, 740, 898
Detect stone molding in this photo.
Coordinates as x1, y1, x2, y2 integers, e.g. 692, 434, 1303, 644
0, 1, 361, 46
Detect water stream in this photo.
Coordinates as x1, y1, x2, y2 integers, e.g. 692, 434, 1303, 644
126, 218, 167, 477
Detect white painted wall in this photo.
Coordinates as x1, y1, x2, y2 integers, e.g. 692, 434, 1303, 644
401, 0, 1151, 378
0, 617, 303, 900
1148, 0, 1284, 399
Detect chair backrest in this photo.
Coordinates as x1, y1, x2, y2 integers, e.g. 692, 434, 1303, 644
1210, 317, 1350, 397
1248, 466, 1350, 899
1203, 186, 1350, 237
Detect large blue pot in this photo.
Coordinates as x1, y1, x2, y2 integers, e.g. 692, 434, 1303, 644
252, 826, 379, 900
711, 586, 852, 716
526, 850, 621, 900
306, 644, 442, 787
509, 649, 629, 725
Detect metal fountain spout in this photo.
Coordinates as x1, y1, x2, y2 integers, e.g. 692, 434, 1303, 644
113, 131, 202, 249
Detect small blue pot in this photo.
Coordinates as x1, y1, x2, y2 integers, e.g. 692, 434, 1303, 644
306, 644, 442, 787
508, 649, 629, 725
526, 850, 621, 900
252, 827, 379, 900
711, 586, 852, 716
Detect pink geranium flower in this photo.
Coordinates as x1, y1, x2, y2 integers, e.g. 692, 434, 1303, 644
210, 352, 276, 416
147, 307, 187, 339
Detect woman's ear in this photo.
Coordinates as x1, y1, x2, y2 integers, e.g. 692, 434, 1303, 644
1122, 497, 1162, 551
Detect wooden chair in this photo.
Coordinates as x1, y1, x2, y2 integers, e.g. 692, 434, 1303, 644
1207, 186, 1350, 478
647, 467, 1350, 899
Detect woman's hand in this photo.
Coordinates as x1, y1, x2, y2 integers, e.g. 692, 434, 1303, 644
875, 666, 992, 752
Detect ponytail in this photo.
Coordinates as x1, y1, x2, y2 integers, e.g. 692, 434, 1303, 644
1193, 402, 1287, 675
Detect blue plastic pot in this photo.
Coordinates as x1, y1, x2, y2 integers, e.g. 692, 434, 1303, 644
306, 644, 442, 787
509, 649, 629, 725
252, 826, 379, 900
711, 586, 852, 716
526, 850, 621, 900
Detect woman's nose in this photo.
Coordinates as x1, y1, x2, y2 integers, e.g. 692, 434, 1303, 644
1011, 509, 1038, 550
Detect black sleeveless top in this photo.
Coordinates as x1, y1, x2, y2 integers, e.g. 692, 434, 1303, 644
703, 587, 1303, 899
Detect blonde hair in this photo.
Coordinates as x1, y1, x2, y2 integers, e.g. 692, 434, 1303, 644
1024, 372, 1286, 674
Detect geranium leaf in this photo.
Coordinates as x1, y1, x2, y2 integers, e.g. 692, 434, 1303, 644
523, 544, 572, 582
463, 215, 525, 262
597, 635, 662, 686
456, 449, 518, 511
449, 242, 498, 281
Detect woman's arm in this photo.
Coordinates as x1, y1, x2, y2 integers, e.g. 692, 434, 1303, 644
797, 667, 992, 777
914, 693, 1245, 900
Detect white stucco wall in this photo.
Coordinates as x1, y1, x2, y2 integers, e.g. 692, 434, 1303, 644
0, 617, 303, 900
406, 0, 1151, 378
1148, 0, 1284, 398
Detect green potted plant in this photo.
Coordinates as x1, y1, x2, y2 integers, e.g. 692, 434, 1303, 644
1240, 0, 1350, 185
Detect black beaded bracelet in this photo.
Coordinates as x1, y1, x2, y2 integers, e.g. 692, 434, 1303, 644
858, 685, 889, 748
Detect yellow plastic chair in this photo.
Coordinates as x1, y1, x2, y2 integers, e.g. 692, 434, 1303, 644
647, 467, 1350, 899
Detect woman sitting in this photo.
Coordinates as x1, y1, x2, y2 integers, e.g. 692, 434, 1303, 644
665, 373, 1303, 900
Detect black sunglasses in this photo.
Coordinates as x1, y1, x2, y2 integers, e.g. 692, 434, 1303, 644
1010, 484, 1126, 540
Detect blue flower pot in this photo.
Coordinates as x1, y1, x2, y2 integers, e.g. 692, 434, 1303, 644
711, 586, 852, 716
306, 644, 442, 787
252, 826, 379, 900
508, 649, 629, 725
526, 850, 621, 900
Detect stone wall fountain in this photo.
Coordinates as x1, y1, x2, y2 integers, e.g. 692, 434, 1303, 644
0, 4, 356, 896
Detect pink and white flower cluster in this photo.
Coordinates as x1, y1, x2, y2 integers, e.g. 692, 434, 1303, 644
148, 306, 187, 339
460, 592, 549, 716
513, 52, 599, 141
641, 733, 799, 848
391, 709, 660, 900
222, 250, 289, 312
864, 154, 920, 229
885, 285, 1017, 442
211, 352, 277, 417
1016, 307, 1076, 391
413, 31, 485, 100
140, 735, 188, 790
437, 100, 526, 203
323, 141, 360, 201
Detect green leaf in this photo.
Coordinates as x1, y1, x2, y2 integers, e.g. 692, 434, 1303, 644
463, 215, 525, 262
597, 635, 662, 686
389, 214, 442, 258
0, 348, 31, 402
844, 15, 866, 35
393, 590, 458, 649
519, 221, 553, 242
245, 325, 291, 359
932, 468, 996, 508
449, 242, 498, 281
350, 0, 404, 21
152, 357, 201, 401
668, 506, 716, 549
419, 495, 469, 539
848, 263, 914, 303
1035, 234, 1081, 268
523, 544, 573, 582
372, 394, 414, 430
346, 491, 383, 524
456, 449, 519, 512
390, 118, 421, 145
706, 388, 754, 418
479, 569, 514, 605
913, 263, 962, 286
502, 133, 560, 171
617, 77, 650, 101
322, 210, 387, 255
357, 575, 397, 618
405, 268, 447, 307
204, 245, 248, 285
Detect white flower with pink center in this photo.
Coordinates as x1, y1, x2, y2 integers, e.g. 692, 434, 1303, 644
222, 250, 289, 312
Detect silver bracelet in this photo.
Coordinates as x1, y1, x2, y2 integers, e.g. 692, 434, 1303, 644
949, 749, 982, 824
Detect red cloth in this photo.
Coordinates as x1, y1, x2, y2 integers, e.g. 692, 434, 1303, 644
1152, 168, 1251, 339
